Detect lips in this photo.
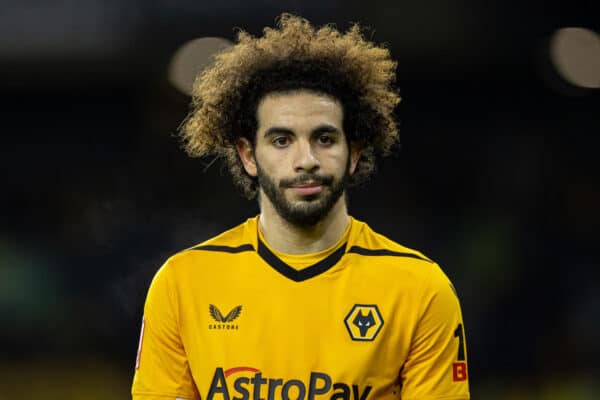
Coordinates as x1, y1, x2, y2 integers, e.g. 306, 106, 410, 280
291, 181, 321, 188
290, 183, 323, 196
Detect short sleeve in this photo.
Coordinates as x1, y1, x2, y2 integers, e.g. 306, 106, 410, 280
400, 264, 470, 400
131, 262, 200, 400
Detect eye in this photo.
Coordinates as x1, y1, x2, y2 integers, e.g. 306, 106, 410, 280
317, 134, 335, 146
272, 136, 290, 148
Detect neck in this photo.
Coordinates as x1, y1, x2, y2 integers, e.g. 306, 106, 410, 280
258, 194, 350, 255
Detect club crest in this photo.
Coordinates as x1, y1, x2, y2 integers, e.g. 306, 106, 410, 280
344, 304, 384, 341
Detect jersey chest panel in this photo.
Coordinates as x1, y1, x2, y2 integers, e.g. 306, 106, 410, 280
175, 252, 425, 400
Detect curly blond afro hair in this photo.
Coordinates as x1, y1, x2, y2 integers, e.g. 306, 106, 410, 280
180, 14, 401, 198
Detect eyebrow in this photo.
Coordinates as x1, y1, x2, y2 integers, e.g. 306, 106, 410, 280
263, 124, 341, 138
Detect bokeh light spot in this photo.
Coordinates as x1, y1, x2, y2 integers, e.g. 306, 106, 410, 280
550, 27, 600, 89
168, 37, 233, 96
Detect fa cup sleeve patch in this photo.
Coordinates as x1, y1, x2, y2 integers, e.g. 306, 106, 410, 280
135, 317, 145, 370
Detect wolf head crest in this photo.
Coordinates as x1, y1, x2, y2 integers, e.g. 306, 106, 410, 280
352, 310, 375, 337
344, 304, 384, 341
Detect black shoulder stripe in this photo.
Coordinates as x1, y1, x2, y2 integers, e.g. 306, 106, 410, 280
190, 244, 254, 253
347, 246, 432, 263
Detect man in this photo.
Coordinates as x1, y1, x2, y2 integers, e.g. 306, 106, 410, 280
132, 14, 470, 400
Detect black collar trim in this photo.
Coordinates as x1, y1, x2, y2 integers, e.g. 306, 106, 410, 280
257, 239, 347, 282
191, 244, 255, 253
347, 246, 433, 263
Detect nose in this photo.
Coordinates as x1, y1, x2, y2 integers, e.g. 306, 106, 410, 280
293, 139, 320, 173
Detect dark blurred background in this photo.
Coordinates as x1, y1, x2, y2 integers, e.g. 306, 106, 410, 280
1, 1, 599, 398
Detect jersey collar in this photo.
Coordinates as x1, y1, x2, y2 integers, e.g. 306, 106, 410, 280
256, 237, 347, 282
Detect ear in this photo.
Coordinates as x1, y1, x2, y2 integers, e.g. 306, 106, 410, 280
348, 142, 362, 176
236, 137, 257, 177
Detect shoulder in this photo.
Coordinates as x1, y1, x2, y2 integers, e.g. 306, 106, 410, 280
159, 217, 257, 275
347, 218, 456, 300
348, 217, 434, 265
348, 218, 461, 292
183, 217, 256, 253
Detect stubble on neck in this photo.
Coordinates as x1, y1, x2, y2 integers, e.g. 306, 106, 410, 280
258, 191, 351, 255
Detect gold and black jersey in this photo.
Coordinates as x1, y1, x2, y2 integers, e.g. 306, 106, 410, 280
132, 216, 470, 400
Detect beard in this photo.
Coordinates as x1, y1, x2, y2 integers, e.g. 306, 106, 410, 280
256, 161, 350, 228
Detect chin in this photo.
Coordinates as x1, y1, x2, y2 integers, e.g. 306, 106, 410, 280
292, 195, 321, 203
284, 213, 325, 228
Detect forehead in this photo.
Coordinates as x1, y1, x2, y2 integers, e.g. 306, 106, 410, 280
256, 90, 343, 129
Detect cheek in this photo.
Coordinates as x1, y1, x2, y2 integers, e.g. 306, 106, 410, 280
255, 149, 288, 176
333, 148, 352, 173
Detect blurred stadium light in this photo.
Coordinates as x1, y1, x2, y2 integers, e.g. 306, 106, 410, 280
550, 27, 600, 90
168, 37, 233, 96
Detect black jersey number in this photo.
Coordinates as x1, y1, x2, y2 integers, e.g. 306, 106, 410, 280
453, 323, 466, 361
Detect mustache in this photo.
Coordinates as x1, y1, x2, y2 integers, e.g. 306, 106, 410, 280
279, 174, 334, 188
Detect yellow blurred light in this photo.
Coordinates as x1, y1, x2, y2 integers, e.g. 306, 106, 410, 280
168, 37, 233, 96
550, 27, 600, 89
